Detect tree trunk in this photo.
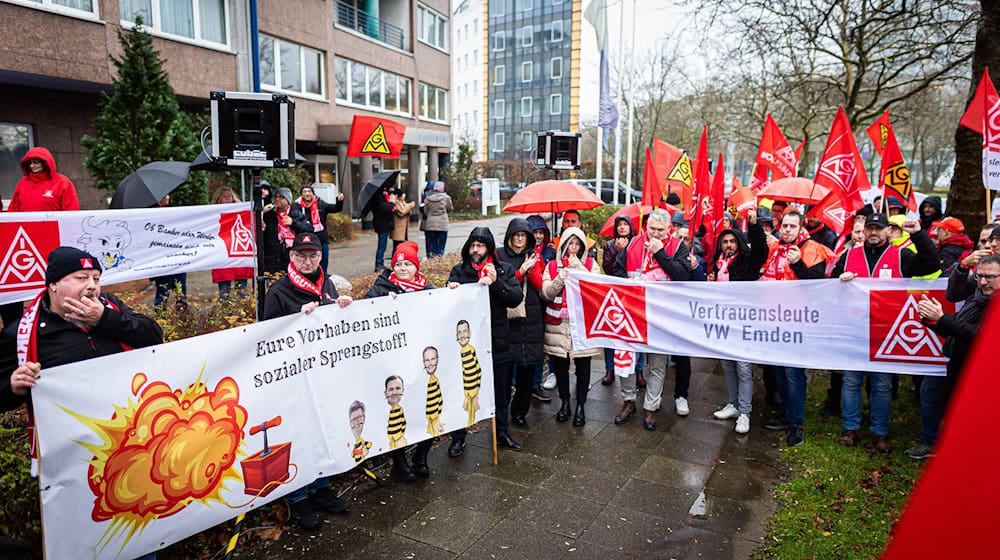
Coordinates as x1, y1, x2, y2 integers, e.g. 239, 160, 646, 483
948, 0, 1000, 237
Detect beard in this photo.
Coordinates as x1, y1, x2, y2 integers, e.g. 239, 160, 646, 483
723, 249, 736, 258
471, 252, 486, 264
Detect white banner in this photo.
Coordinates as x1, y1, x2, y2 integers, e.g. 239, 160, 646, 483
32, 285, 494, 559
565, 272, 951, 376
0, 203, 256, 305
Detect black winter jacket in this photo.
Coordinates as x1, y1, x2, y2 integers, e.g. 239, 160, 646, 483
497, 218, 545, 366
364, 270, 435, 298
0, 294, 163, 411
293, 196, 344, 243
712, 222, 768, 281
370, 195, 396, 234
926, 289, 993, 385
262, 271, 339, 320
602, 216, 635, 275
611, 235, 692, 280
262, 205, 312, 273
448, 227, 523, 365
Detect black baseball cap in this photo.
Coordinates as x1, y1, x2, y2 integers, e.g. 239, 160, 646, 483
866, 213, 890, 229
290, 232, 322, 251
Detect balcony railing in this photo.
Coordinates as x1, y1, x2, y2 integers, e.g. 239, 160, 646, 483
335, 1, 406, 51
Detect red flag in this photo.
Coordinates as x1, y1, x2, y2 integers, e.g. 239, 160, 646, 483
347, 115, 406, 158
958, 67, 998, 134
702, 152, 726, 265
808, 190, 851, 235
866, 109, 892, 156
793, 137, 807, 175
749, 164, 768, 193
689, 126, 711, 234
654, 138, 692, 206
641, 147, 661, 209
753, 114, 796, 184
880, 128, 917, 211
729, 177, 757, 218
814, 107, 869, 218
881, 303, 1000, 560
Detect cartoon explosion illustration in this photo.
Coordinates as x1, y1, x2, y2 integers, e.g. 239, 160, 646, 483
60, 369, 248, 555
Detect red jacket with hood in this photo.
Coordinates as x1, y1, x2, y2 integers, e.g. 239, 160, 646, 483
9, 147, 80, 212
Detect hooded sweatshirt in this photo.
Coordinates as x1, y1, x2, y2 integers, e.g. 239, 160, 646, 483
603, 216, 635, 274
497, 218, 545, 365
526, 214, 557, 263
919, 196, 944, 232
10, 147, 80, 212
712, 222, 768, 282
448, 227, 523, 364
539, 227, 602, 359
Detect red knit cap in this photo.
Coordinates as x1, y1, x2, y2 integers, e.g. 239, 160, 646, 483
392, 241, 421, 270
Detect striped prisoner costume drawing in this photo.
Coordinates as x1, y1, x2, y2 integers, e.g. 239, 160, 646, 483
352, 437, 372, 464
387, 404, 406, 449
461, 343, 482, 427
426, 374, 444, 436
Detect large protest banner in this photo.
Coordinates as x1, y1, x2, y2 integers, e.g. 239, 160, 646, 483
0, 203, 255, 305
565, 272, 950, 376
31, 284, 494, 560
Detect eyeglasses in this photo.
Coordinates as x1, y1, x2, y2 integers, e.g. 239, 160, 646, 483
292, 252, 322, 261
978, 273, 999, 282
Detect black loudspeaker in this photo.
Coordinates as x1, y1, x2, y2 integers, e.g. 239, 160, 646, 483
210, 91, 295, 168
535, 131, 581, 170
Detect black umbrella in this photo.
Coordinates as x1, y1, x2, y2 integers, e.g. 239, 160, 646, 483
356, 171, 400, 218
111, 161, 191, 208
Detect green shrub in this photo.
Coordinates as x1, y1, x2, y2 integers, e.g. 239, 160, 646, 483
0, 410, 41, 551
326, 213, 354, 243
581, 205, 620, 243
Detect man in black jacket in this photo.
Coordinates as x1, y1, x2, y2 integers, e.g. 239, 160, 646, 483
2, 247, 164, 412
261, 232, 353, 530
910, 253, 999, 459
446, 227, 523, 456
262, 187, 312, 274
496, 218, 546, 428
370, 187, 397, 272
293, 185, 344, 275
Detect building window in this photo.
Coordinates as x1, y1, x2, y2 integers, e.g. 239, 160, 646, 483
521, 61, 533, 82
521, 97, 532, 117
493, 31, 505, 51
494, 65, 505, 85
550, 93, 563, 115
419, 83, 448, 122
490, 0, 505, 17
493, 132, 505, 152
521, 0, 533, 10
521, 25, 533, 47
551, 20, 563, 42
551, 56, 563, 79
0, 122, 33, 201
25, 0, 98, 17
121, 0, 228, 46
260, 35, 324, 96
335, 57, 411, 114
493, 99, 505, 119
418, 4, 448, 51
521, 131, 533, 151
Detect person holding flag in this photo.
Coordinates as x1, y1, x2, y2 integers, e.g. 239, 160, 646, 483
833, 213, 939, 452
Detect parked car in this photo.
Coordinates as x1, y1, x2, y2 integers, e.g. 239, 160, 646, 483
470, 181, 519, 197
565, 179, 642, 205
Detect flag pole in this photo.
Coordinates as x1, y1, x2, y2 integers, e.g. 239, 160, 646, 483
624, 0, 636, 204
611, 0, 625, 206
988, 188, 993, 221
596, 127, 604, 198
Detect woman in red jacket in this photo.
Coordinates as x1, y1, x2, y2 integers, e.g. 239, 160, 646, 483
210, 187, 254, 298
9, 146, 79, 212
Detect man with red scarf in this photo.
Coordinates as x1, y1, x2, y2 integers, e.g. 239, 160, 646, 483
444, 227, 523, 457
261, 188, 311, 274
611, 209, 691, 430
832, 213, 938, 453
293, 185, 344, 275
262, 232, 353, 530
760, 209, 834, 447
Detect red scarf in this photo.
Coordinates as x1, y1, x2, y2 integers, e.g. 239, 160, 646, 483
17, 290, 129, 476
471, 255, 494, 278
287, 264, 326, 298
715, 252, 737, 282
276, 207, 295, 247
297, 197, 323, 232
389, 272, 428, 292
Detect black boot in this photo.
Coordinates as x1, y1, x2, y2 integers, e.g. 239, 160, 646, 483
573, 403, 586, 426
556, 400, 571, 422
411, 445, 430, 478
391, 451, 417, 483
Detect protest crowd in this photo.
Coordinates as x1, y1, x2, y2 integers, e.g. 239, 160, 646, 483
1, 111, 998, 559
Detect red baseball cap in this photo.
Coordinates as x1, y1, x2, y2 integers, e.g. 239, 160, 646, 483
932, 217, 965, 233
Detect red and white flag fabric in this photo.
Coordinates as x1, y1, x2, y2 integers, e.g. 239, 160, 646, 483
689, 126, 711, 232
866, 109, 893, 157
346, 115, 406, 158
879, 127, 918, 211
809, 107, 870, 234
702, 153, 727, 266
958, 67, 1000, 191
653, 138, 691, 206
641, 147, 662, 209
750, 114, 797, 191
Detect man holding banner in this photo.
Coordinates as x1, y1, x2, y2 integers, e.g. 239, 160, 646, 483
833, 213, 939, 452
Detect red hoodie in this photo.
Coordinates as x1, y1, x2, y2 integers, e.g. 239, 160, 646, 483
8, 147, 80, 212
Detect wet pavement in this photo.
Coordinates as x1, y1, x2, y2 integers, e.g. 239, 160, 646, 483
239, 359, 781, 560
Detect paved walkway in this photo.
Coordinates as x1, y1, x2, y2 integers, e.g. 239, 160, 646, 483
240, 360, 781, 560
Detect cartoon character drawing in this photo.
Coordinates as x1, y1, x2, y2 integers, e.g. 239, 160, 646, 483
457, 320, 481, 427
78, 217, 134, 270
349, 401, 372, 464
385, 376, 407, 449
423, 346, 445, 436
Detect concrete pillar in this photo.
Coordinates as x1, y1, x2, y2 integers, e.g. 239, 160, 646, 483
408, 146, 421, 221
428, 147, 439, 181
360, 155, 373, 188
337, 143, 351, 217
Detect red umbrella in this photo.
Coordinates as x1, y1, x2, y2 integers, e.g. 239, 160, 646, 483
503, 180, 604, 214
598, 203, 680, 236
757, 177, 830, 203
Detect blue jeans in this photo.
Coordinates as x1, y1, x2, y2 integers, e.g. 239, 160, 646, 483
919, 374, 950, 445
603, 349, 645, 373
217, 279, 248, 298
320, 241, 330, 275
425, 230, 447, 257
776, 367, 807, 426
288, 476, 330, 504
375, 231, 389, 269
842, 371, 892, 435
